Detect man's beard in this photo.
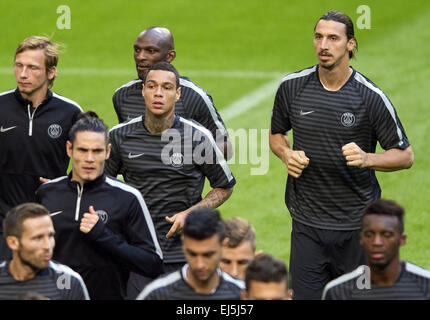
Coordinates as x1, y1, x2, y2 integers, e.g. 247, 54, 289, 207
320, 62, 335, 70
17, 250, 44, 273
370, 260, 391, 271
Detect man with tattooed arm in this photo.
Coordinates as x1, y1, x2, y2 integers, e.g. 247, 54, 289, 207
105, 62, 236, 298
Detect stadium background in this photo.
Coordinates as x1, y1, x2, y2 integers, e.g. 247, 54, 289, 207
1, 0, 428, 269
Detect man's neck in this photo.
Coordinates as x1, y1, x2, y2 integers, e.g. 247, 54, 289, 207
144, 112, 176, 134
9, 258, 38, 281
318, 60, 352, 91
370, 259, 403, 286
186, 267, 220, 294
21, 89, 47, 108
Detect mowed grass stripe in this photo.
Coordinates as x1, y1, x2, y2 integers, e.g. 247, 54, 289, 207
0, 67, 282, 79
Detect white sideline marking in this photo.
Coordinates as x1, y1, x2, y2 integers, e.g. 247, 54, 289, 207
0, 67, 282, 79
0, 65, 285, 121
220, 78, 281, 121
184, 70, 283, 79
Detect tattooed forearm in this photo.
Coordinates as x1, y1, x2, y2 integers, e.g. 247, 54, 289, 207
195, 187, 233, 209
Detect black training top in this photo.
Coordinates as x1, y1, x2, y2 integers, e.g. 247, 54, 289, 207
0, 260, 89, 300
36, 173, 163, 299
271, 65, 410, 230
137, 264, 244, 300
0, 88, 82, 219
105, 115, 236, 263
322, 262, 430, 300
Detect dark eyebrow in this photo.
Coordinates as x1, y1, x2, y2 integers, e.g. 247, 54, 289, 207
146, 80, 175, 86
185, 248, 216, 255
185, 248, 197, 255
163, 82, 175, 86
76, 147, 104, 152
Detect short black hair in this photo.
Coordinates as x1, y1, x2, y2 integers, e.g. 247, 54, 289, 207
183, 209, 225, 243
245, 253, 289, 290
363, 199, 405, 234
3, 203, 50, 239
143, 61, 180, 89
68, 111, 109, 146
315, 10, 358, 59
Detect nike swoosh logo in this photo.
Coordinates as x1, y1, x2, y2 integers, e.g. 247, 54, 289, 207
50, 210, 63, 217
128, 152, 145, 159
0, 126, 17, 132
300, 110, 315, 116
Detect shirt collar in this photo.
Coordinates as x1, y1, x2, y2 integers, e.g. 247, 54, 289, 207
181, 263, 222, 294
14, 88, 53, 107
67, 172, 106, 190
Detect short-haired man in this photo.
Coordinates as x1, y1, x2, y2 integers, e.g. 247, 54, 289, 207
0, 36, 83, 259
220, 217, 261, 280
36, 112, 163, 300
269, 10, 414, 299
242, 253, 293, 300
106, 62, 236, 298
322, 199, 430, 300
0, 203, 89, 300
137, 209, 244, 299
113, 26, 231, 158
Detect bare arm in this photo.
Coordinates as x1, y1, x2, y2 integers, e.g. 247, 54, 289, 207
165, 187, 233, 238
269, 130, 309, 178
342, 143, 414, 172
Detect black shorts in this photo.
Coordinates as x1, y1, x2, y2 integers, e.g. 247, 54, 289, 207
289, 219, 365, 300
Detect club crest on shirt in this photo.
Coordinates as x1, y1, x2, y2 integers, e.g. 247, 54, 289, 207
47, 124, 63, 138
170, 152, 184, 168
96, 210, 108, 223
340, 112, 356, 127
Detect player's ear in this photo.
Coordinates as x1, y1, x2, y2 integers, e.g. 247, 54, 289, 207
175, 87, 181, 102
141, 83, 145, 98
105, 143, 112, 160
166, 50, 176, 63
47, 66, 57, 81
254, 250, 263, 258
400, 234, 406, 247
6, 235, 19, 251
66, 140, 73, 158
347, 38, 356, 53
286, 289, 294, 300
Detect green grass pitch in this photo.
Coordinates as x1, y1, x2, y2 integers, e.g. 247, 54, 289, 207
1, 0, 429, 269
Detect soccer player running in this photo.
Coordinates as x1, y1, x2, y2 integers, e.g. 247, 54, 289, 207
0, 36, 82, 260
113, 26, 232, 158
323, 199, 430, 299
0, 203, 89, 300
36, 112, 163, 299
137, 208, 244, 300
269, 10, 414, 299
105, 62, 236, 298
